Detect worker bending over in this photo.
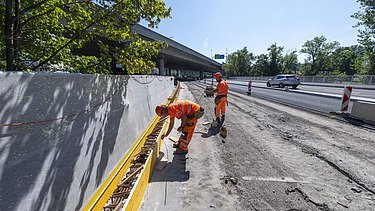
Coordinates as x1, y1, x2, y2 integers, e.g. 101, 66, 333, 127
155, 100, 204, 155
207, 72, 229, 126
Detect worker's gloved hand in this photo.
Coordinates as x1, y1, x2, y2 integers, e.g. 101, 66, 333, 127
177, 126, 184, 132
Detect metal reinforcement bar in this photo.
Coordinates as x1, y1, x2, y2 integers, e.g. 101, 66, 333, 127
83, 82, 180, 211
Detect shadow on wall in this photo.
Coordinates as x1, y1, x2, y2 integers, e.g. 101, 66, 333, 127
0, 73, 173, 210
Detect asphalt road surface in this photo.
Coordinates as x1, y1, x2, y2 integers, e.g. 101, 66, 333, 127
186, 82, 375, 211
228, 80, 375, 99
201, 80, 353, 113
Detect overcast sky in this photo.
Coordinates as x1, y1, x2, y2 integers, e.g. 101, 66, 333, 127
142, 0, 361, 62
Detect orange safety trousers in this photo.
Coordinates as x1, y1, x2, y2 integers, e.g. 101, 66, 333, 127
215, 97, 227, 117
178, 117, 197, 151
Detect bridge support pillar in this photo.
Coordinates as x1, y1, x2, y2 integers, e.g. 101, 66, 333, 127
158, 58, 165, 76
200, 70, 203, 79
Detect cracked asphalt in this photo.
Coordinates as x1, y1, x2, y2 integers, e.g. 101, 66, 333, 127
186, 82, 375, 211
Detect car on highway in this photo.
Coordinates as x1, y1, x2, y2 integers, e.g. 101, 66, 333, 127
267, 74, 300, 88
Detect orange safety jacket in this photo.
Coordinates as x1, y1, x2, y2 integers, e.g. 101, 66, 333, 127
168, 100, 200, 119
216, 80, 229, 96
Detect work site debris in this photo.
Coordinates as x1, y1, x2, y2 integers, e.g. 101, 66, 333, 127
220, 126, 227, 138
221, 176, 238, 185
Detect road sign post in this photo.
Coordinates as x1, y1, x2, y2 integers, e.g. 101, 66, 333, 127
340, 86, 353, 112
246, 81, 252, 95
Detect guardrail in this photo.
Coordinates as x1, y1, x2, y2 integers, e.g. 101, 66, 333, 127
230, 75, 375, 85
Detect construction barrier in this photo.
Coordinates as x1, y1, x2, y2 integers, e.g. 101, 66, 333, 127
340, 85, 353, 112
351, 101, 375, 123
246, 80, 252, 95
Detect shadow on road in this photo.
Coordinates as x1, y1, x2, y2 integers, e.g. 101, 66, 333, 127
200, 126, 221, 138
150, 151, 190, 183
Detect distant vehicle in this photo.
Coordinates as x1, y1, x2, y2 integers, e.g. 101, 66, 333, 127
267, 74, 300, 88
150, 68, 159, 75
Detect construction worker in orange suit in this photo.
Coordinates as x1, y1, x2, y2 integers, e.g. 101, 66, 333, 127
155, 100, 204, 155
206, 72, 229, 126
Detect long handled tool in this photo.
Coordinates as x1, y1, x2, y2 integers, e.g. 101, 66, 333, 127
196, 91, 205, 104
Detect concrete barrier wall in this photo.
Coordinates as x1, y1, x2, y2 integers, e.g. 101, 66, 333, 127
0, 72, 173, 211
351, 101, 375, 123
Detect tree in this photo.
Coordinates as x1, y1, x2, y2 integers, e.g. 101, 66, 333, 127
328, 45, 363, 75
252, 54, 269, 76
223, 47, 254, 76
282, 50, 298, 74
352, 0, 375, 75
300, 36, 339, 75
1, 0, 171, 74
267, 43, 284, 76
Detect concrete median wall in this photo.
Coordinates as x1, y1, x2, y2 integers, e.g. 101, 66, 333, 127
351, 101, 375, 123
0, 72, 173, 211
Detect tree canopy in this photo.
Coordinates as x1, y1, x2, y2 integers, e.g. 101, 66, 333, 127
1, 0, 171, 74
352, 0, 375, 75
300, 36, 340, 75
222, 47, 254, 76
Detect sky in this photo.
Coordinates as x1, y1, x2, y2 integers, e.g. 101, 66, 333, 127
142, 0, 362, 62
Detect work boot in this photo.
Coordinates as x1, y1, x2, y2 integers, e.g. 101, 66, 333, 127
173, 148, 188, 155
221, 115, 225, 125
216, 117, 221, 126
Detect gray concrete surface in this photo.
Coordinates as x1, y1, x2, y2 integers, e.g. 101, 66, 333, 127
0, 72, 173, 211
140, 83, 238, 210
352, 101, 375, 123
186, 82, 375, 210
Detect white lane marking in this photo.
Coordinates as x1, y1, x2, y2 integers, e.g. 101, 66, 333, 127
242, 176, 308, 184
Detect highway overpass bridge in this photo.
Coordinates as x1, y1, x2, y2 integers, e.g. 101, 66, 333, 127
131, 24, 222, 78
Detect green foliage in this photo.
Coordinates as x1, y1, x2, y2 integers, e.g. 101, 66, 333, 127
300, 62, 312, 75
327, 45, 363, 75
223, 47, 254, 76
267, 43, 284, 76
1, 0, 171, 74
282, 50, 298, 74
115, 37, 168, 74
352, 0, 375, 75
252, 54, 269, 76
300, 36, 340, 75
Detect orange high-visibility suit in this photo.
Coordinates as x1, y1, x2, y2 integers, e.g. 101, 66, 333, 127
215, 80, 229, 118
168, 100, 201, 151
